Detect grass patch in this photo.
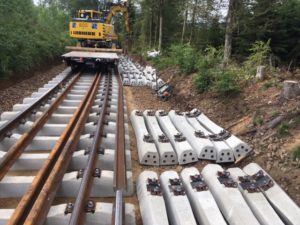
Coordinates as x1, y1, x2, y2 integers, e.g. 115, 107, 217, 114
277, 122, 290, 137
262, 79, 280, 90
292, 145, 300, 160
293, 115, 300, 126
271, 111, 280, 118
253, 116, 264, 126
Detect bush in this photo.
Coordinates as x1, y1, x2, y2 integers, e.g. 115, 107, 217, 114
198, 46, 223, 69
194, 47, 240, 95
244, 40, 271, 76
195, 69, 240, 95
152, 56, 175, 70
214, 70, 240, 95
169, 44, 198, 74
194, 47, 222, 92
194, 70, 214, 93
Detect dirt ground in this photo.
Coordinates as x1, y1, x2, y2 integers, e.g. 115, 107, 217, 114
0, 63, 67, 115
124, 66, 300, 224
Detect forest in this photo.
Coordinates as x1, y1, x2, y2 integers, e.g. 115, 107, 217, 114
0, 0, 300, 83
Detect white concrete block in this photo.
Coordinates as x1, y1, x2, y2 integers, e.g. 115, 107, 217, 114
0, 149, 132, 171
78, 133, 130, 152
130, 110, 159, 166
160, 170, 197, 225
202, 164, 260, 225
123, 78, 130, 86
156, 110, 197, 165
168, 110, 215, 160
194, 109, 251, 160
0, 203, 136, 225
180, 167, 227, 225
0, 171, 133, 197
243, 163, 300, 225
228, 167, 284, 225
144, 110, 177, 165
137, 171, 169, 225
185, 115, 219, 161
0, 134, 59, 151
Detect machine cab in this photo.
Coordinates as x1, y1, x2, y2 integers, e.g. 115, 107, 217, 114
77, 10, 101, 20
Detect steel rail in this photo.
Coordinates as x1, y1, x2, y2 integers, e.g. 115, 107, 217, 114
7, 72, 101, 225
112, 68, 127, 225
23, 73, 102, 225
68, 73, 112, 225
0, 70, 75, 141
0, 73, 81, 181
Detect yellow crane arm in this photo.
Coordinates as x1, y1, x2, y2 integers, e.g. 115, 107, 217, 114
105, 5, 130, 33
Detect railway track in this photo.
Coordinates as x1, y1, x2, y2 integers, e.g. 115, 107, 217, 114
0, 67, 134, 225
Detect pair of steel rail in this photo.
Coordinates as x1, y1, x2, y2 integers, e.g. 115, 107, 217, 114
0, 67, 127, 225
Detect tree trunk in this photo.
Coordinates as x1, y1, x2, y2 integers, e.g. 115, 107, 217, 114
256, 66, 266, 80
223, 0, 235, 66
189, 0, 198, 44
154, 11, 158, 48
181, 7, 188, 44
282, 80, 300, 99
149, 5, 153, 48
158, 0, 163, 51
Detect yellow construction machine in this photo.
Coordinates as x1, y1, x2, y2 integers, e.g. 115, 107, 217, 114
68, 1, 130, 50
63, 1, 130, 69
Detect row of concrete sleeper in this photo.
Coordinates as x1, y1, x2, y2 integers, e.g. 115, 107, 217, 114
137, 163, 300, 225
118, 56, 165, 89
0, 70, 135, 199
130, 109, 252, 166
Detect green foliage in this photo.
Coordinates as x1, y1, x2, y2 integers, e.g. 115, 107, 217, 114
150, 44, 198, 73
195, 68, 240, 95
248, 40, 271, 65
194, 46, 240, 95
277, 122, 290, 137
169, 44, 198, 74
262, 79, 280, 90
194, 47, 220, 93
253, 116, 264, 126
132, 0, 300, 67
233, 0, 300, 65
151, 44, 198, 73
214, 70, 240, 95
0, 1, 72, 78
244, 40, 271, 74
151, 56, 175, 70
294, 116, 300, 126
276, 0, 300, 64
194, 70, 214, 93
270, 111, 280, 118
197, 46, 223, 70
292, 145, 300, 161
